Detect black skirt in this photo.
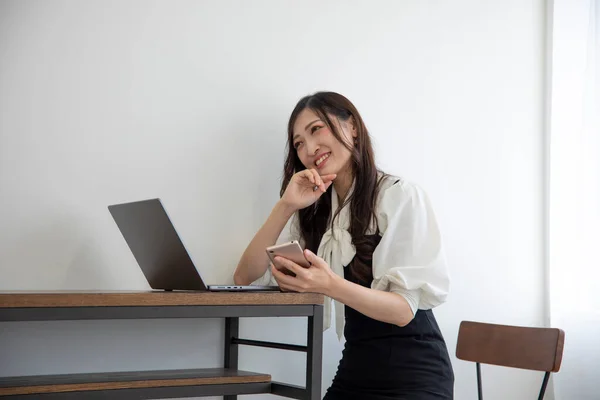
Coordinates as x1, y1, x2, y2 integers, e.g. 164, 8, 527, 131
323, 239, 454, 400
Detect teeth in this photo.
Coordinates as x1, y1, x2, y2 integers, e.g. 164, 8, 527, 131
316, 153, 329, 166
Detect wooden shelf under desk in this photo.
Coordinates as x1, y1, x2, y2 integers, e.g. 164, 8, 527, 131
0, 368, 271, 398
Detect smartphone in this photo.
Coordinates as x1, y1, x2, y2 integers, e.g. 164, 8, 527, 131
266, 240, 311, 276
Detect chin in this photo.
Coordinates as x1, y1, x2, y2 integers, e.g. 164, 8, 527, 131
318, 164, 335, 175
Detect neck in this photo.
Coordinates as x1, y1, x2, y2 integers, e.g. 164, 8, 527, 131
333, 167, 353, 204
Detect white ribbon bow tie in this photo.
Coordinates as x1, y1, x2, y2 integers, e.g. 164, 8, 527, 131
316, 184, 356, 340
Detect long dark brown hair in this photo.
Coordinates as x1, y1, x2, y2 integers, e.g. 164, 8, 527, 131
280, 92, 386, 283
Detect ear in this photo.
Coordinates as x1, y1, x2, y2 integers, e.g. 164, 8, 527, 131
349, 116, 358, 138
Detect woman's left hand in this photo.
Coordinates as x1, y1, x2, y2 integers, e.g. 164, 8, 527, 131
271, 249, 336, 295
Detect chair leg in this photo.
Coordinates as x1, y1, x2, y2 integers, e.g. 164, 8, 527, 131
538, 372, 551, 400
476, 362, 483, 400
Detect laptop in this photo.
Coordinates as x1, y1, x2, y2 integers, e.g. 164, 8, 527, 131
108, 198, 279, 292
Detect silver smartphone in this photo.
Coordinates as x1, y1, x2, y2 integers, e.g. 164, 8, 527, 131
266, 240, 311, 276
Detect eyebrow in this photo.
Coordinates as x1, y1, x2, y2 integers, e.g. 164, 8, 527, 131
293, 119, 322, 142
305, 119, 321, 131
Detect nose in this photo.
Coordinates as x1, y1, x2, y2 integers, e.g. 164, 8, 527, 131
306, 140, 320, 157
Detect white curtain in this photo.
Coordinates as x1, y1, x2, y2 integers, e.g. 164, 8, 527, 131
549, 0, 600, 399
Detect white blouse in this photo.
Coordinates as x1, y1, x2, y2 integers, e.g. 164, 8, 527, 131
253, 174, 450, 340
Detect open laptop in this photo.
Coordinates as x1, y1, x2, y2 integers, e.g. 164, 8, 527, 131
108, 198, 279, 292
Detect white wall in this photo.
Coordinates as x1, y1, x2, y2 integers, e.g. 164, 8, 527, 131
0, 1, 547, 399
549, 1, 600, 399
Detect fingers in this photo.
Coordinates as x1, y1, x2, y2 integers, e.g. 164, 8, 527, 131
274, 256, 303, 276
303, 249, 330, 272
303, 249, 320, 266
270, 262, 294, 277
271, 265, 297, 291
308, 169, 325, 192
301, 169, 316, 185
321, 173, 337, 183
301, 169, 324, 193
297, 169, 336, 194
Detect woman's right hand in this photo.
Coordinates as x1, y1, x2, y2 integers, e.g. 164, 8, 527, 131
280, 169, 337, 211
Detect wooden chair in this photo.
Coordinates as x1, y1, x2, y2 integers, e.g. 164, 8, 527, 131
456, 320, 565, 400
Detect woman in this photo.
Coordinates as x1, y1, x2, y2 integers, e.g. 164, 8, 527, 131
234, 92, 454, 399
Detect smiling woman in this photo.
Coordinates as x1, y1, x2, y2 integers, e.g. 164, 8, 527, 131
234, 92, 453, 399
281, 93, 379, 284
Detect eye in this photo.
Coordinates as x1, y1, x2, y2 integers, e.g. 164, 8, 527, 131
294, 141, 303, 150
311, 125, 322, 134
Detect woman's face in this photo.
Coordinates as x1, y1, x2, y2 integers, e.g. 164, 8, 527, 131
291, 108, 357, 176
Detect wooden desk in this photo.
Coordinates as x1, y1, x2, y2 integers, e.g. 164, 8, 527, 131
0, 291, 325, 399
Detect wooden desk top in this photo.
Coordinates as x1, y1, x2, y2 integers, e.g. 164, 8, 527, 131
0, 291, 324, 308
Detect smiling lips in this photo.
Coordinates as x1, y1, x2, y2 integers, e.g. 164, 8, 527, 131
315, 152, 331, 169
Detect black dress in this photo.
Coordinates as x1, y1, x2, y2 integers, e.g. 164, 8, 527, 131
323, 236, 454, 400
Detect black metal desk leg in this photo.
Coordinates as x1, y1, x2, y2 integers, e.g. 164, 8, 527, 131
224, 317, 239, 400
307, 305, 324, 400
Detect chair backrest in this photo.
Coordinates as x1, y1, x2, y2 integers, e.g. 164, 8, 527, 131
456, 320, 565, 372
